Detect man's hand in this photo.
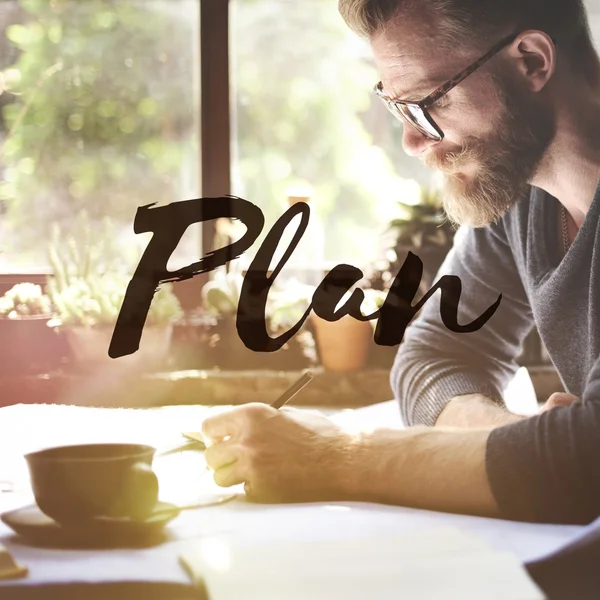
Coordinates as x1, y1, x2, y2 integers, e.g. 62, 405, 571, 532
539, 392, 580, 412
202, 403, 352, 503
201, 402, 500, 517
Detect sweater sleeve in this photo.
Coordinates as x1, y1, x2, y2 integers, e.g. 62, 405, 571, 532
390, 218, 534, 426
486, 356, 600, 524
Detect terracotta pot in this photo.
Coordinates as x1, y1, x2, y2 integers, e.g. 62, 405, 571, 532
311, 314, 372, 372
0, 314, 66, 374
64, 325, 173, 372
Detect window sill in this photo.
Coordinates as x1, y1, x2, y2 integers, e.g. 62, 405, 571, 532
0, 367, 394, 410
0, 364, 561, 410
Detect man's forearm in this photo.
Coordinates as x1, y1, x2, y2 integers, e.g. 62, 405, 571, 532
435, 393, 526, 429
344, 426, 501, 518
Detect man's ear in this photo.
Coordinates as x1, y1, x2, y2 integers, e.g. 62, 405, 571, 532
509, 30, 557, 93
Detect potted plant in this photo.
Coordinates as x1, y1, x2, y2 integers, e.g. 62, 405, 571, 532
201, 265, 316, 370
372, 183, 457, 295
47, 274, 183, 371
361, 183, 457, 369
0, 283, 65, 373
46, 220, 183, 372
310, 288, 383, 372
267, 280, 318, 370
200, 263, 249, 369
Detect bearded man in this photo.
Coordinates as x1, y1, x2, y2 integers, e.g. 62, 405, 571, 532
201, 0, 600, 525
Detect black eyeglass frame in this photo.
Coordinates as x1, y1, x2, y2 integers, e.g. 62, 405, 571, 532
374, 31, 544, 142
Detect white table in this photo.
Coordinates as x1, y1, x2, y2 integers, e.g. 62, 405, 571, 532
0, 397, 592, 598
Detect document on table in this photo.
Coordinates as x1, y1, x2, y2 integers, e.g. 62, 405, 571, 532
180, 526, 545, 600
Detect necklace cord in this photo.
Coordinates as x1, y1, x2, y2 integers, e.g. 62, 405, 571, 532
561, 205, 570, 254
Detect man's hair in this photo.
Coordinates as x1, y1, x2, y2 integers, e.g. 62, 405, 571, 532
338, 0, 599, 83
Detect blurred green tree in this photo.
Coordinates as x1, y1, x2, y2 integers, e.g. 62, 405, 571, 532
0, 0, 199, 267
232, 0, 424, 267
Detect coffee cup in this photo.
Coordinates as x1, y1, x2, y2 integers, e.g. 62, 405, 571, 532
25, 443, 159, 524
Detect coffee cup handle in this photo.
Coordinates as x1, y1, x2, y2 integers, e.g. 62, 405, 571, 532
125, 462, 159, 520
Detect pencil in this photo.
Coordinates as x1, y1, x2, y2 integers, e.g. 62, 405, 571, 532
159, 372, 314, 458
270, 371, 314, 409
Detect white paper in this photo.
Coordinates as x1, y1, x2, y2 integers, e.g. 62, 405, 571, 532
180, 527, 544, 600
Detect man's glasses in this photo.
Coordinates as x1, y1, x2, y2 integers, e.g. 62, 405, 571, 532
374, 32, 522, 142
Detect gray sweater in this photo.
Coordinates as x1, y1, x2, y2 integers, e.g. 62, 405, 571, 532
391, 183, 600, 524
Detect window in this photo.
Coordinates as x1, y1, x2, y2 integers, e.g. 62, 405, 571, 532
0, 0, 201, 274
230, 0, 436, 275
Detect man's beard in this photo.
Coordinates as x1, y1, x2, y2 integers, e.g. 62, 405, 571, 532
424, 75, 556, 228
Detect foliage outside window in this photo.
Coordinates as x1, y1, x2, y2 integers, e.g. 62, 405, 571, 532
230, 0, 439, 272
0, 0, 200, 272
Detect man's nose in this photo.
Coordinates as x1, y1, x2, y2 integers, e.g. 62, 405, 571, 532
401, 124, 439, 157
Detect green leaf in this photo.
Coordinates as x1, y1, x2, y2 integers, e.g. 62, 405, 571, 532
6, 25, 30, 47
